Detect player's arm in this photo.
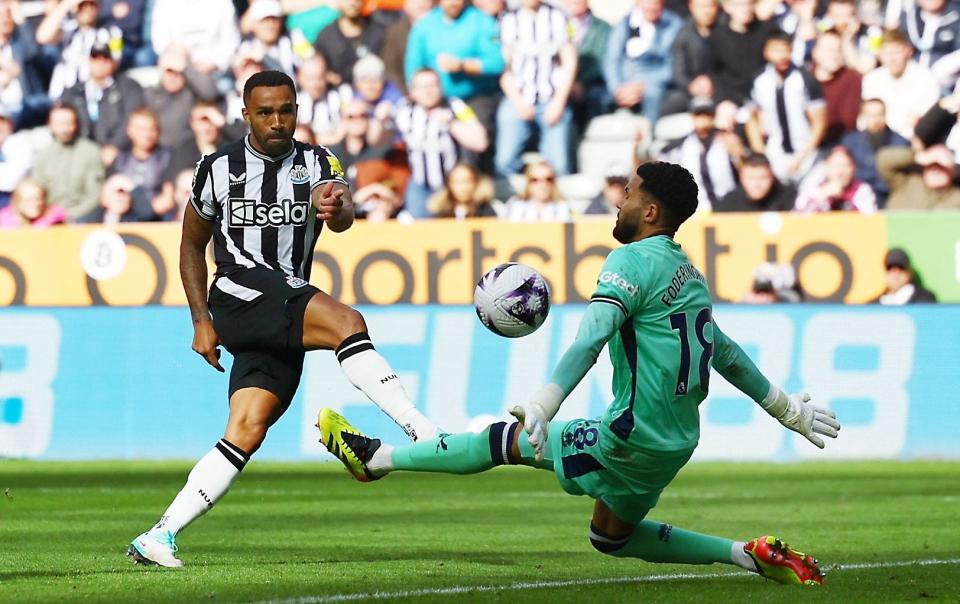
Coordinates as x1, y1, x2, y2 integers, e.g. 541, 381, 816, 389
510, 301, 626, 460
512, 248, 638, 460
712, 322, 840, 448
180, 203, 224, 372
312, 146, 354, 232
312, 181, 354, 233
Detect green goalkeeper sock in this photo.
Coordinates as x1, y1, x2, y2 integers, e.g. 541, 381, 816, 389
591, 520, 735, 565
387, 422, 520, 474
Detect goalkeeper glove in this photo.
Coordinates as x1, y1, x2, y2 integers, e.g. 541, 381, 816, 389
761, 386, 841, 449
509, 383, 564, 462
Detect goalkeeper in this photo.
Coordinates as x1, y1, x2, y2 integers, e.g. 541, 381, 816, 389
318, 162, 840, 586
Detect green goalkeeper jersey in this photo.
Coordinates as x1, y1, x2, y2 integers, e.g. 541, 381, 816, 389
589, 235, 714, 452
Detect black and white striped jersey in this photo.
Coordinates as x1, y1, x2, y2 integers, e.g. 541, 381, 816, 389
190, 136, 348, 279
393, 98, 474, 190
297, 84, 353, 137
500, 4, 571, 105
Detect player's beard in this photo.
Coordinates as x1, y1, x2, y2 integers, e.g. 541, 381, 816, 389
255, 130, 294, 157
613, 212, 639, 244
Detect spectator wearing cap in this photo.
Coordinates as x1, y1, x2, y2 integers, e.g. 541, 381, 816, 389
405, 0, 504, 135
238, 0, 299, 76
145, 45, 219, 149
840, 98, 909, 207
77, 172, 141, 223
584, 163, 629, 215
297, 54, 353, 146
107, 108, 172, 221
661, 0, 719, 117
381, 0, 435, 95
151, 0, 240, 74
352, 54, 403, 145
0, 179, 66, 228
61, 38, 144, 165
502, 160, 573, 222
745, 30, 827, 183
812, 29, 862, 146
314, 0, 386, 84
427, 162, 500, 218
877, 144, 960, 210
565, 0, 611, 127
862, 30, 940, 140
31, 103, 104, 221
496, 0, 578, 177
660, 96, 740, 210
0, 2, 47, 128
795, 145, 877, 213
714, 153, 797, 212
37, 0, 124, 99
97, 0, 152, 67
0, 106, 34, 207
872, 248, 938, 305
897, 0, 960, 88
604, 0, 683, 123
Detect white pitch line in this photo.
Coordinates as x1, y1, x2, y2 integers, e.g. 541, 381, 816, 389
255, 558, 960, 604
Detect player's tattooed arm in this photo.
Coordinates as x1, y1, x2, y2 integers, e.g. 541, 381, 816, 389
313, 181, 355, 233
180, 205, 224, 372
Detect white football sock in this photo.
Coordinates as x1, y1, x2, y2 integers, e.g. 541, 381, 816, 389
149, 439, 249, 536
731, 541, 758, 572
336, 333, 438, 441
367, 443, 395, 475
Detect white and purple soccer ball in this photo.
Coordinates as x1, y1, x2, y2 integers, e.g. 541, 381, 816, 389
474, 263, 551, 338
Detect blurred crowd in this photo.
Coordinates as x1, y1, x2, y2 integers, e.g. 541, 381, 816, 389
0, 0, 958, 234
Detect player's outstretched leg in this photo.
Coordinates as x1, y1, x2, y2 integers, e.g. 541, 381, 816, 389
589, 502, 824, 586
317, 408, 521, 481
302, 293, 438, 442
128, 388, 277, 567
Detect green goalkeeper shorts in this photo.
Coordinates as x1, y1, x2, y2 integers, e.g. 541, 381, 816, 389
521, 418, 694, 524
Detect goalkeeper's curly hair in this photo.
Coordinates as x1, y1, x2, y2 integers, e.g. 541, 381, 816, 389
635, 161, 699, 232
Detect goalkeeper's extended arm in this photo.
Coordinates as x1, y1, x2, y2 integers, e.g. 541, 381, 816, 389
712, 323, 840, 448
510, 301, 625, 459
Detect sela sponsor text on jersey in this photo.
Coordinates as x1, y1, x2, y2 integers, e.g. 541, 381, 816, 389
228, 198, 311, 228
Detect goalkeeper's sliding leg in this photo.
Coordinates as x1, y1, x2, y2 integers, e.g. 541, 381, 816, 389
317, 408, 824, 586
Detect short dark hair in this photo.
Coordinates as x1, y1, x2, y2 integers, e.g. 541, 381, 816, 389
635, 161, 698, 231
243, 70, 296, 104
766, 29, 793, 46
742, 153, 772, 169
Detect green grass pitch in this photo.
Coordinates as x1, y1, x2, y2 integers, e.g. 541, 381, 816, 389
2, 460, 958, 603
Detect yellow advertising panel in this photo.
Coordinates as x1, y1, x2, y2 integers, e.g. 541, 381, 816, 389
0, 214, 887, 306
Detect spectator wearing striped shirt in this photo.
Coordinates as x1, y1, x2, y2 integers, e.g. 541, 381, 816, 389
795, 145, 878, 213
495, 0, 578, 177
745, 30, 827, 183
394, 68, 488, 218
660, 97, 741, 211
36, 0, 125, 99
296, 55, 353, 146
502, 160, 573, 222
604, 0, 683, 124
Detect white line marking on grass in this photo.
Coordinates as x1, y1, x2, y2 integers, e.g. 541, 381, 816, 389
254, 558, 960, 604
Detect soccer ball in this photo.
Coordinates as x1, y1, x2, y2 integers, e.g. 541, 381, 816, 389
474, 263, 550, 338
